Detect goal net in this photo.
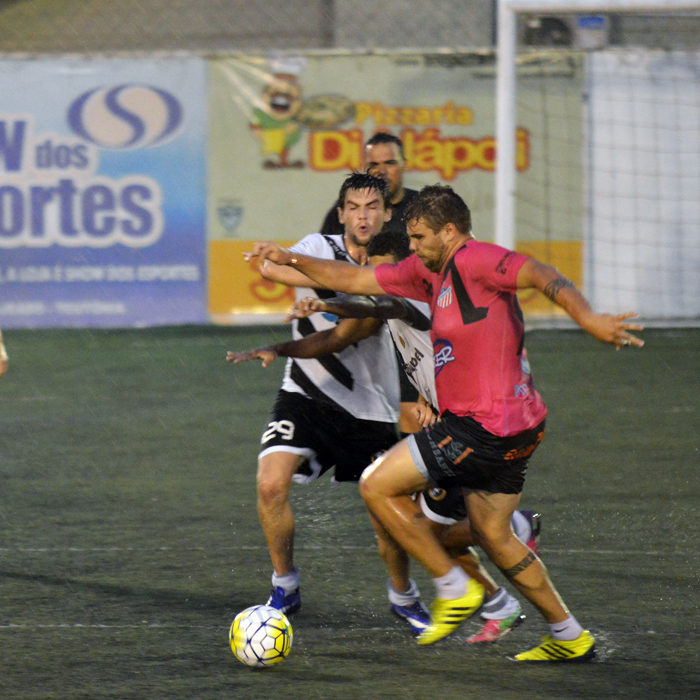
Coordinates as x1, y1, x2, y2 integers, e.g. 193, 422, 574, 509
498, 0, 700, 323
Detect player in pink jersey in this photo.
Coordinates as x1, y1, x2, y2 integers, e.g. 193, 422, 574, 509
245, 184, 644, 662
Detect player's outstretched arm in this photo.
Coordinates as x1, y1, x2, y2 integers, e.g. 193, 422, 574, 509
287, 294, 409, 322
0, 329, 8, 378
257, 259, 324, 289
516, 258, 644, 350
227, 317, 382, 367
226, 346, 279, 368
246, 241, 384, 296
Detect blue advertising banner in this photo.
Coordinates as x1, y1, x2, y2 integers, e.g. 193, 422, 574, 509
0, 58, 207, 328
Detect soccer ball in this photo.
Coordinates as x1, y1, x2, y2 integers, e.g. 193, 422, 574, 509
229, 605, 293, 668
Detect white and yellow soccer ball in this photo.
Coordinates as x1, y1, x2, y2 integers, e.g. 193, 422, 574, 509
229, 604, 293, 668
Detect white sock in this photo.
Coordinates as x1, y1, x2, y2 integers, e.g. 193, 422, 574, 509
549, 615, 584, 641
511, 510, 531, 545
387, 578, 421, 606
480, 587, 522, 620
271, 567, 300, 594
433, 566, 469, 600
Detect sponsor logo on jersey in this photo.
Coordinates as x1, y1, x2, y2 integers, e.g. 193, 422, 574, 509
437, 284, 453, 308
514, 383, 530, 397
433, 338, 456, 375
404, 347, 425, 378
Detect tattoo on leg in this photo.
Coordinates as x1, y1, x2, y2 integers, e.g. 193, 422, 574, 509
500, 551, 536, 580
543, 277, 574, 303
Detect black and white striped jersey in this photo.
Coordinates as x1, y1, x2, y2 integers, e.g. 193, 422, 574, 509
281, 233, 399, 424
386, 299, 439, 413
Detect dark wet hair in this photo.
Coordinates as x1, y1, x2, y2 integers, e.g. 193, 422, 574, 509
403, 184, 472, 235
337, 172, 391, 210
365, 132, 405, 161
366, 229, 411, 261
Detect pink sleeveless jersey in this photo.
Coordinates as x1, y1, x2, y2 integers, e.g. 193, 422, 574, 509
375, 240, 547, 437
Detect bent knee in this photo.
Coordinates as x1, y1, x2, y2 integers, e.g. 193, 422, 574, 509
358, 472, 376, 503
257, 459, 295, 505
257, 477, 289, 507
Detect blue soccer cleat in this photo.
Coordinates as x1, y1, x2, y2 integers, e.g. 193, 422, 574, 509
391, 599, 430, 635
266, 586, 301, 615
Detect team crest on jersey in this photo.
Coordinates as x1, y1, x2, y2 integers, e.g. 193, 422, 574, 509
437, 285, 453, 308
433, 338, 456, 375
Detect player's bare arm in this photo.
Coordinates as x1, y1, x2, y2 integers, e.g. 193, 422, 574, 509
287, 294, 409, 322
257, 258, 323, 289
285, 296, 328, 321
246, 241, 384, 296
227, 317, 382, 367
516, 258, 644, 350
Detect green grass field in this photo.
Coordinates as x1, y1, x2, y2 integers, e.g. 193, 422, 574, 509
0, 325, 698, 700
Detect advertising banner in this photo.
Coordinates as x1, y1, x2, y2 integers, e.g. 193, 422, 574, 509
208, 53, 583, 319
0, 57, 207, 328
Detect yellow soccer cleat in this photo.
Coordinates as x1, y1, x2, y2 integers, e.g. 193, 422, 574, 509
416, 578, 485, 645
513, 630, 596, 662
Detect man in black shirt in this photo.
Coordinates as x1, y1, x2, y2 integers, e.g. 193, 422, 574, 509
320, 133, 417, 237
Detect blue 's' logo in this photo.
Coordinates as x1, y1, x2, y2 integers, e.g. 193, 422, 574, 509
433, 338, 456, 375
67, 85, 183, 150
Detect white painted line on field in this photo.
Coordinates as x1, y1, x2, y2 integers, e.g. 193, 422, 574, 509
3, 395, 59, 401
0, 546, 695, 556
0, 623, 696, 640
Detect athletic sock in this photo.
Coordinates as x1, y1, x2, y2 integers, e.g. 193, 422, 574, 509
549, 615, 584, 641
433, 565, 469, 600
480, 587, 522, 620
387, 578, 421, 606
271, 567, 300, 594
511, 510, 531, 545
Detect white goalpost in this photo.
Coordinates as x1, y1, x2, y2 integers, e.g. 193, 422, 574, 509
496, 0, 700, 321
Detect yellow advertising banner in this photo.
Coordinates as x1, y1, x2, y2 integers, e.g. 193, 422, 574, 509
209, 239, 581, 320
209, 239, 297, 320
207, 53, 584, 321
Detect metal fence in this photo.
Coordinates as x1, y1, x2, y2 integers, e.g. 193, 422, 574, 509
1, 0, 699, 55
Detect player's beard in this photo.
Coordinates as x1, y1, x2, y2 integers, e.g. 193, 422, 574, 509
422, 257, 442, 273
345, 228, 373, 249
417, 247, 444, 272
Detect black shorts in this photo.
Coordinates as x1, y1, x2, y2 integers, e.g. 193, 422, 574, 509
420, 486, 467, 525
259, 390, 399, 483
408, 411, 545, 495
